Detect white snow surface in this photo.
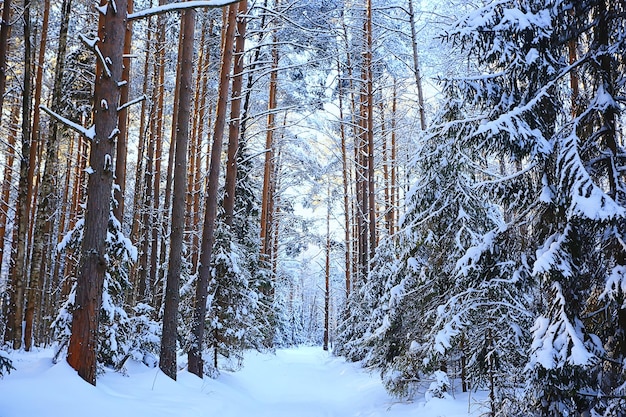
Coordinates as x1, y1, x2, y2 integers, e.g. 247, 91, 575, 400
0, 346, 484, 417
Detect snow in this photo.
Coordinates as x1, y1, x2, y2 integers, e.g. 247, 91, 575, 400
128, 0, 241, 20
0, 346, 484, 417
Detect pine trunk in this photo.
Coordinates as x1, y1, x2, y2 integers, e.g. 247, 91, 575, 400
66, 0, 127, 385
188, 3, 237, 377
160, 8, 195, 381
24, 0, 52, 351
0, 0, 12, 122
223, 0, 247, 226
6, 0, 34, 349
113, 0, 134, 222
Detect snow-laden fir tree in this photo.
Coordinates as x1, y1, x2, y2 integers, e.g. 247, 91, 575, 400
436, 0, 626, 414
204, 221, 263, 375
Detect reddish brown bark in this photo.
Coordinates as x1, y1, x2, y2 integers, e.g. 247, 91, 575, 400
66, 0, 128, 385
113, 0, 134, 222
188, 3, 238, 377
0, 0, 12, 122
160, 8, 195, 381
259, 35, 279, 266
223, 0, 247, 226
24, 0, 51, 351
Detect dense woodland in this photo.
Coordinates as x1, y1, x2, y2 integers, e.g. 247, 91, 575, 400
0, 0, 625, 415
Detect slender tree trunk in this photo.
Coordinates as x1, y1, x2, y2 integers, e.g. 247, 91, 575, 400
323, 180, 330, 351
113, 0, 134, 222
128, 17, 152, 304
156, 20, 184, 312
0, 101, 18, 267
390, 79, 397, 234
365, 0, 376, 260
67, 0, 127, 385
337, 59, 351, 297
260, 34, 278, 265
188, 3, 237, 378
160, 8, 195, 381
149, 9, 166, 304
6, 0, 34, 349
46, 0, 73, 338
223, 0, 247, 226
186, 17, 206, 274
407, 0, 426, 130
24, 0, 52, 351
0, 0, 12, 122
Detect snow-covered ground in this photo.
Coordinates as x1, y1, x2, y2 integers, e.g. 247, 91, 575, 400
0, 346, 486, 417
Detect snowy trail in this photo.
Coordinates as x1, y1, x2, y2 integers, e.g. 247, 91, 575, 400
0, 346, 482, 417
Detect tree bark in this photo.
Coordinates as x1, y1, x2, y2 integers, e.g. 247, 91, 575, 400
223, 0, 247, 226
188, 3, 237, 378
6, 0, 34, 350
337, 59, 351, 297
24, 0, 52, 351
67, 0, 127, 386
160, 8, 195, 381
365, 0, 376, 260
0, 0, 12, 122
407, 0, 426, 130
259, 33, 278, 266
113, 0, 134, 222
323, 180, 331, 351
0, 101, 18, 269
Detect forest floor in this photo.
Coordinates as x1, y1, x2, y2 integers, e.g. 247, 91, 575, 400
0, 346, 485, 416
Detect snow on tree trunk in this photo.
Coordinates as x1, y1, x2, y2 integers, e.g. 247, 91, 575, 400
66, 0, 127, 386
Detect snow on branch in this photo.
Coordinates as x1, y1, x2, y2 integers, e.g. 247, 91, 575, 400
40, 105, 96, 140
128, 0, 241, 21
79, 34, 112, 78
117, 94, 147, 112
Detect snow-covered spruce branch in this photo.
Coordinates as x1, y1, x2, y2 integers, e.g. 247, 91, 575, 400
128, 0, 242, 21
40, 105, 96, 140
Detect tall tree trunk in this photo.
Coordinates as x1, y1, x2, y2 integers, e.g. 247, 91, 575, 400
67, 0, 127, 385
259, 34, 278, 266
390, 79, 397, 234
365, 0, 376, 260
128, 16, 152, 305
323, 180, 330, 351
113, 0, 134, 222
160, 8, 195, 381
337, 59, 351, 297
24, 0, 52, 351
0, 0, 12, 122
188, 3, 237, 378
44, 0, 73, 343
6, 0, 34, 350
0, 101, 18, 270
407, 0, 426, 130
149, 9, 166, 305
156, 18, 184, 312
223, 0, 247, 226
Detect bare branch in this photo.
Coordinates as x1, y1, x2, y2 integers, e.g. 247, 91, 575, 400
128, 0, 241, 21
40, 105, 96, 140
117, 94, 147, 112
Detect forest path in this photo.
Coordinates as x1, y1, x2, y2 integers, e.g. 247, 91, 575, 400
212, 346, 390, 416
1, 346, 479, 417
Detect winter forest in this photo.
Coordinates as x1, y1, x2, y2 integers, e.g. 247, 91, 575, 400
0, 0, 625, 415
